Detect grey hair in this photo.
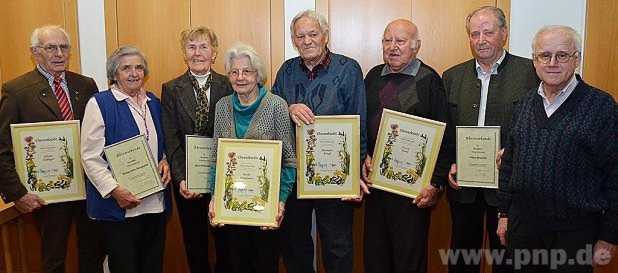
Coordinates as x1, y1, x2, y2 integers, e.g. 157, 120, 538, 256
532, 25, 582, 53
290, 10, 329, 38
30, 25, 71, 47
106, 46, 149, 84
465, 6, 507, 34
224, 43, 267, 85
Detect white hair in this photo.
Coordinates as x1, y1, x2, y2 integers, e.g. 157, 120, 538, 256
532, 25, 582, 52
224, 43, 267, 85
30, 25, 70, 47
290, 10, 329, 38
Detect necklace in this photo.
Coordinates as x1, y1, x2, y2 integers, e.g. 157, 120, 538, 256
127, 101, 150, 142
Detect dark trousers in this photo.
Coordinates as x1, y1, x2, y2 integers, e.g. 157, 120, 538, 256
507, 210, 597, 273
280, 192, 354, 273
34, 201, 105, 273
226, 225, 280, 273
364, 190, 430, 273
100, 212, 166, 273
448, 195, 510, 273
173, 186, 230, 273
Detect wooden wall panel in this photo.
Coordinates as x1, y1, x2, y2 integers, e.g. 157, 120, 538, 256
191, 0, 274, 87
114, 0, 190, 97
0, 0, 81, 83
328, 0, 412, 74
412, 0, 494, 75
583, 0, 618, 99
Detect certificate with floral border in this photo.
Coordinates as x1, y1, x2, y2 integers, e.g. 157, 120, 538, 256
10, 120, 85, 203
103, 135, 164, 199
456, 126, 500, 189
369, 109, 445, 198
296, 115, 360, 199
212, 138, 281, 227
185, 135, 216, 193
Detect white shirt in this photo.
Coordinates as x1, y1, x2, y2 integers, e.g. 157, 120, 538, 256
81, 88, 165, 218
475, 50, 506, 126
537, 74, 578, 117
190, 70, 211, 102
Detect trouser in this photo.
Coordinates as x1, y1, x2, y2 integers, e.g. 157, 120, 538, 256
507, 208, 597, 273
448, 194, 511, 273
100, 212, 166, 273
280, 192, 354, 273
173, 186, 230, 273
226, 225, 280, 273
34, 201, 105, 273
363, 189, 430, 273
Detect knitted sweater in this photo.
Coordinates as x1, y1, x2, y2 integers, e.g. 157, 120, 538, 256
498, 77, 617, 244
211, 91, 296, 202
272, 52, 367, 157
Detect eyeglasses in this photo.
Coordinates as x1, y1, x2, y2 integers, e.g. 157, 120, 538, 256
38, 44, 70, 54
185, 44, 211, 53
228, 69, 257, 78
533, 51, 579, 64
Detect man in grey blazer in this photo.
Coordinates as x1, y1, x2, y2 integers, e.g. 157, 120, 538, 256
161, 26, 233, 273
442, 6, 539, 273
0, 25, 104, 273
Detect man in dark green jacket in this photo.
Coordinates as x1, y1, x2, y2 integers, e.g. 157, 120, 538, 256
442, 6, 539, 273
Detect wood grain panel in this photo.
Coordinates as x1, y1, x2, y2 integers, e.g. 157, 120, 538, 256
0, 0, 81, 83
270, 0, 285, 81
104, 0, 118, 57
191, 0, 273, 87
583, 0, 618, 99
411, 0, 494, 75
328, 0, 412, 74
496, 0, 511, 49
115, 0, 190, 97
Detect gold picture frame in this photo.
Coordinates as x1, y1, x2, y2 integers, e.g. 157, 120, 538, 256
296, 115, 360, 199
212, 138, 282, 227
369, 109, 445, 198
10, 120, 85, 203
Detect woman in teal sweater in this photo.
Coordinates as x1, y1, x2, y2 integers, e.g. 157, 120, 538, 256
208, 43, 296, 273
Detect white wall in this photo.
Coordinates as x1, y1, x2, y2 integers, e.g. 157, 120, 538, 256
77, 0, 108, 90
509, 0, 587, 65
284, 0, 316, 60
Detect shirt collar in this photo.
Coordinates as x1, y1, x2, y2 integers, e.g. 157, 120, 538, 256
300, 48, 331, 80
381, 58, 421, 76
189, 70, 211, 80
110, 85, 150, 103
537, 74, 578, 101
37, 64, 65, 82
475, 49, 506, 75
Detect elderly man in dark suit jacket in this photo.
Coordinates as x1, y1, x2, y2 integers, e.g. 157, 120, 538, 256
161, 26, 233, 273
0, 25, 104, 273
442, 7, 539, 273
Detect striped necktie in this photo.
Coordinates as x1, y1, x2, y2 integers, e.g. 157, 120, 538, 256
53, 76, 74, 120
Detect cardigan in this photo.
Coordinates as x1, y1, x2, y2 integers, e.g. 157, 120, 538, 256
211, 91, 296, 202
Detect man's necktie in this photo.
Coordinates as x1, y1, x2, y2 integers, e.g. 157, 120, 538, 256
190, 75, 211, 135
53, 76, 73, 120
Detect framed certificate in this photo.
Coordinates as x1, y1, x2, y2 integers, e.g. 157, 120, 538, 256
369, 109, 446, 198
212, 138, 282, 227
296, 115, 360, 199
10, 120, 85, 203
103, 135, 164, 199
456, 126, 500, 188
185, 135, 216, 193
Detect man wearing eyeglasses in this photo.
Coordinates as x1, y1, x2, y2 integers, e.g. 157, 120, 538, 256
496, 25, 617, 272
0, 25, 104, 273
442, 6, 539, 273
